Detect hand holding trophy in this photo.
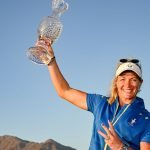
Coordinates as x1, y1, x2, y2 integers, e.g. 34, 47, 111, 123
27, 0, 69, 65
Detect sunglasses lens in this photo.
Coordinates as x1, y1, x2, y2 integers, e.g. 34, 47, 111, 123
120, 59, 128, 63
131, 59, 139, 63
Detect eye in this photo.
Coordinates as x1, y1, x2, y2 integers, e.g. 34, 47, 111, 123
132, 78, 138, 82
119, 77, 125, 81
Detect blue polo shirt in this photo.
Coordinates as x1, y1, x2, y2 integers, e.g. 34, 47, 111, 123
86, 94, 150, 150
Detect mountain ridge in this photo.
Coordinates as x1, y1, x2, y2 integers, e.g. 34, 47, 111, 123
0, 135, 76, 150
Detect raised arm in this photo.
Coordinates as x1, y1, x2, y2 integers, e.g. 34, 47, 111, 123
48, 57, 87, 110
37, 39, 88, 110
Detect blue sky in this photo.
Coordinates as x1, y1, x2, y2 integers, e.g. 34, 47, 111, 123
0, 0, 150, 149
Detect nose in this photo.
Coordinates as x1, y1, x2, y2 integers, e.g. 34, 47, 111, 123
124, 79, 132, 88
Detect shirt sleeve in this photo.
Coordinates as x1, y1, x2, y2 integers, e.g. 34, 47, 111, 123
86, 93, 107, 114
140, 122, 150, 142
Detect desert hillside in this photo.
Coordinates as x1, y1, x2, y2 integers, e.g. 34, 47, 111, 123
0, 135, 76, 150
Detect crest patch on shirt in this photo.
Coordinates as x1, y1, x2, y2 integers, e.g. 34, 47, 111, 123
128, 118, 137, 126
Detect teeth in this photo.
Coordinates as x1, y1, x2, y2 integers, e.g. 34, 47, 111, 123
123, 89, 132, 93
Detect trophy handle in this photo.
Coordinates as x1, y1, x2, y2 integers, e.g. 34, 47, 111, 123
51, 0, 69, 18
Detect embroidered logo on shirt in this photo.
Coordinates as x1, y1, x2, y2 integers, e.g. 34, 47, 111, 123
127, 64, 133, 68
128, 118, 136, 126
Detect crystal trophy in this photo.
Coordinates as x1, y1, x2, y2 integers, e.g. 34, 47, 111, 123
27, 0, 69, 65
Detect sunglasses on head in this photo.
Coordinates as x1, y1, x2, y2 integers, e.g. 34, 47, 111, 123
119, 58, 139, 63
119, 58, 141, 69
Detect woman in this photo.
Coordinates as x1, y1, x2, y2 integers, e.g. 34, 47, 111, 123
36, 39, 150, 150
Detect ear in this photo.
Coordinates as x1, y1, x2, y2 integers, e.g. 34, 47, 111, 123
140, 79, 143, 86
138, 79, 143, 92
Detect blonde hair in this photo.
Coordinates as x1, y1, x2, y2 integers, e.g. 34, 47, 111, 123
107, 62, 120, 105
108, 77, 118, 104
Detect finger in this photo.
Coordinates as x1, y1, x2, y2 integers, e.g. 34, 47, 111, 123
97, 130, 109, 140
46, 39, 53, 45
35, 39, 54, 57
36, 43, 48, 50
101, 124, 112, 136
108, 120, 116, 136
35, 39, 45, 46
36, 39, 49, 48
40, 37, 52, 45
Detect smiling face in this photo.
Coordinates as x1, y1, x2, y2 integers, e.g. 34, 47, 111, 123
116, 71, 143, 106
